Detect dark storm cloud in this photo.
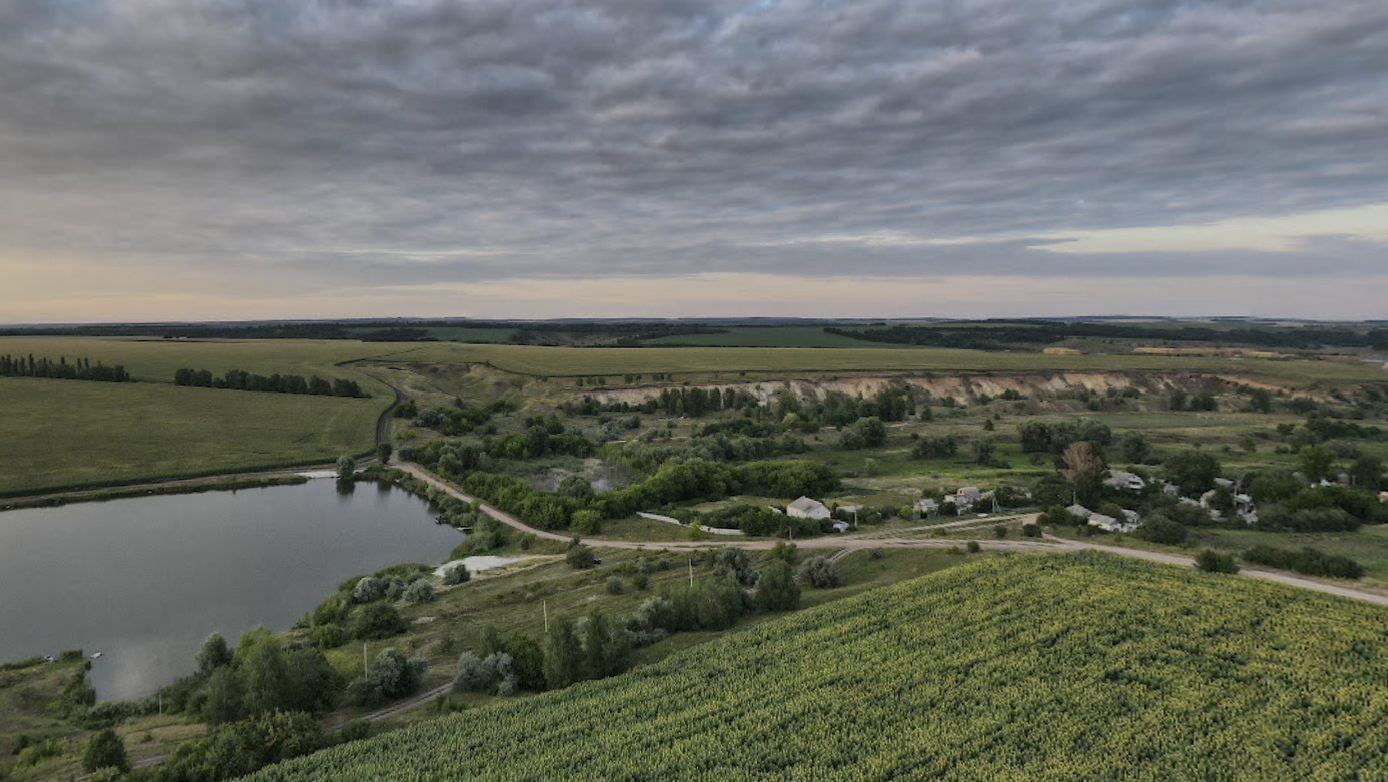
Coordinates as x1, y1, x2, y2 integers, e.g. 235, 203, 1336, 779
2, 0, 1386, 288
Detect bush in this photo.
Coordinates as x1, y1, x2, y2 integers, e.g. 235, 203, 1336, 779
966, 540, 981, 554
83, 728, 130, 774
571, 510, 603, 535
1195, 549, 1240, 574
798, 556, 841, 589
711, 548, 760, 587
606, 576, 626, 595
1134, 516, 1188, 545
352, 576, 385, 604
441, 562, 471, 586
565, 544, 597, 569
771, 540, 799, 564
452, 652, 492, 693
348, 648, 427, 706
338, 718, 371, 744
403, 580, 435, 604
632, 572, 650, 590
1022, 523, 1042, 538
314, 623, 344, 649
355, 602, 407, 640
1242, 545, 1364, 579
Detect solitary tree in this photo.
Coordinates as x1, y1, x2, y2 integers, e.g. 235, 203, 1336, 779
336, 455, 356, 480
758, 559, 800, 611
196, 632, 233, 677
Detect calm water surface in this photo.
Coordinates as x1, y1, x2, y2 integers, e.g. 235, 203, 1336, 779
0, 479, 462, 701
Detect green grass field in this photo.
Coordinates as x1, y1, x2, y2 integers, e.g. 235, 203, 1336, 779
640, 326, 900, 348
244, 551, 1388, 781
0, 378, 381, 495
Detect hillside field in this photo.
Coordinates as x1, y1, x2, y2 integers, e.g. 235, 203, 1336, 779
243, 552, 1388, 781
0, 378, 381, 495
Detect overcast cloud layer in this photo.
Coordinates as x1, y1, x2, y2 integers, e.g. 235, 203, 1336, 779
2, 0, 1386, 321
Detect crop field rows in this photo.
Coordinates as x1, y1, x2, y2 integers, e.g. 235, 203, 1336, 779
243, 552, 1388, 781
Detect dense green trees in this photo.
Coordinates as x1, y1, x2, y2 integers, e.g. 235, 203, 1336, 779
0, 354, 131, 382
174, 368, 366, 397
1164, 449, 1222, 496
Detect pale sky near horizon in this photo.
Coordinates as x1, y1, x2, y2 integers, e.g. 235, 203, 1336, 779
2, 0, 1386, 324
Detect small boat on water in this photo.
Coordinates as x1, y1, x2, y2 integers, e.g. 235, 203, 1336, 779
90, 652, 102, 660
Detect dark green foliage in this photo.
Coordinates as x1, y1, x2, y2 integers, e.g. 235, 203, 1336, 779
1164, 449, 1222, 497
83, 728, 130, 774
196, 632, 234, 676
0, 354, 131, 382
798, 556, 841, 588
1195, 549, 1240, 574
355, 603, 407, 640
1242, 545, 1364, 579
770, 540, 799, 565
441, 562, 470, 585
912, 435, 958, 459
1135, 516, 1188, 545
757, 560, 800, 611
174, 367, 366, 397
565, 543, 597, 569
711, 548, 760, 587
543, 618, 585, 690
150, 710, 324, 782
347, 649, 427, 707
966, 540, 982, 553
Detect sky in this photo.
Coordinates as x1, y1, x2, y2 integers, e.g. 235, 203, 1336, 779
1, 0, 1386, 323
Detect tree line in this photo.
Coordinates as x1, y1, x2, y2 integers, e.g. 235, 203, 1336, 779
174, 368, 367, 398
826, 321, 1388, 351
0, 354, 131, 382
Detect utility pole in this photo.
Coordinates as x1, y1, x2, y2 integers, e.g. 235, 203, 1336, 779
689, 558, 694, 587
543, 600, 549, 633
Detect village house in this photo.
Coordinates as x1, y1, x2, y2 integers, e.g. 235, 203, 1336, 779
955, 486, 981, 509
786, 496, 831, 520
1104, 471, 1146, 492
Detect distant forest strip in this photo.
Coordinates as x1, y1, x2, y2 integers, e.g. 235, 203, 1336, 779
174, 368, 368, 398
0, 320, 723, 344
0, 353, 131, 382
825, 322, 1388, 351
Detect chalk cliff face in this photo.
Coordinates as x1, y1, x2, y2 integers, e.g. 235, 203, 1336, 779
573, 371, 1223, 407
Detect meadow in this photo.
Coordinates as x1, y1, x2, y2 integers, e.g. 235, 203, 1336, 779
0, 378, 380, 496
244, 551, 1388, 781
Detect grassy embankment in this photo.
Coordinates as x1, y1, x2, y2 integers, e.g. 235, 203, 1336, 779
243, 551, 1388, 781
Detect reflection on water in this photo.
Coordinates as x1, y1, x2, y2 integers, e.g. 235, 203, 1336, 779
0, 480, 462, 701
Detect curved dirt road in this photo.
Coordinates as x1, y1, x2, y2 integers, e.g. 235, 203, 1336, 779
400, 464, 1388, 608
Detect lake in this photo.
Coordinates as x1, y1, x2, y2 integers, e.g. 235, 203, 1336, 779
0, 478, 462, 701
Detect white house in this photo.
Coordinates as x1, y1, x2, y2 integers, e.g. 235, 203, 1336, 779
786, 496, 831, 520
1104, 471, 1146, 492
916, 498, 939, 516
